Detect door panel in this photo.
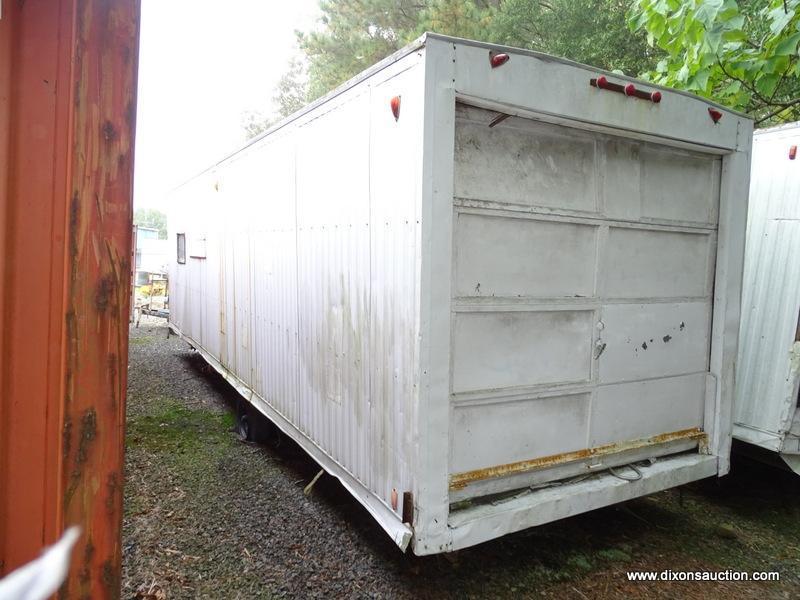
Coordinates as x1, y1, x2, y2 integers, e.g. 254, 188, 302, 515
452, 310, 593, 394
451, 393, 590, 473
590, 374, 707, 447
603, 227, 713, 299
599, 302, 710, 383
449, 103, 719, 492
454, 214, 598, 298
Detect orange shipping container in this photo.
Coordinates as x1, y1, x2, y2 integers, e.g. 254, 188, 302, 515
0, 0, 140, 596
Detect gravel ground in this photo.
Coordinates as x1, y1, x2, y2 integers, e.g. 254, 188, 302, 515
124, 317, 800, 599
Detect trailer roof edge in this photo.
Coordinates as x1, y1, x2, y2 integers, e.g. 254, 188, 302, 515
753, 120, 800, 136
425, 32, 750, 120
171, 34, 430, 191
173, 31, 750, 194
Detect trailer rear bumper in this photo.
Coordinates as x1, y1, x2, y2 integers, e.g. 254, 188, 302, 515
415, 453, 717, 555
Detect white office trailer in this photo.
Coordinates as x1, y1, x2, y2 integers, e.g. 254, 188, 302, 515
168, 34, 753, 554
735, 123, 800, 474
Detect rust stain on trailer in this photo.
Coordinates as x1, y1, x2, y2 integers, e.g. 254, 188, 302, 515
449, 427, 707, 490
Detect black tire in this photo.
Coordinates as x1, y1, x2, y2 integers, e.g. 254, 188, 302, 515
265, 423, 282, 450
236, 406, 253, 442
236, 401, 273, 444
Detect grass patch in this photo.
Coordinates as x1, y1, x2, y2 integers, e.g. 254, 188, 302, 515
566, 554, 594, 572
128, 336, 154, 346
127, 398, 234, 454
126, 397, 238, 498
596, 548, 632, 563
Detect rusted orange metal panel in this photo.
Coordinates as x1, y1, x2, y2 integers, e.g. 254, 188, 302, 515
0, 0, 140, 596
0, 0, 74, 572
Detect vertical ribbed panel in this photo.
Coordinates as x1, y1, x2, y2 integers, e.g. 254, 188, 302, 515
168, 54, 424, 516
294, 87, 373, 488
736, 124, 800, 440
368, 72, 423, 502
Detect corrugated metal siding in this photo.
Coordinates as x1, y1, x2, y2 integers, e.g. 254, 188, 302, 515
294, 87, 373, 487
169, 53, 424, 516
735, 124, 800, 443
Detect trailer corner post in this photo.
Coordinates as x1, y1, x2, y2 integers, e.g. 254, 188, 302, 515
710, 118, 754, 476
415, 37, 457, 554
0, 0, 140, 596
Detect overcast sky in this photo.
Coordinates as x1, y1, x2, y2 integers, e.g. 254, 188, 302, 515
133, 0, 320, 209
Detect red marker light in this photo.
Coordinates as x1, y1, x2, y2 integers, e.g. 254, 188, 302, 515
490, 52, 510, 68
791, 145, 797, 160
708, 107, 723, 124
592, 75, 662, 104
390, 96, 401, 121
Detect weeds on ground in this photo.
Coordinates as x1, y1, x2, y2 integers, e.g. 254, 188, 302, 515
126, 397, 236, 493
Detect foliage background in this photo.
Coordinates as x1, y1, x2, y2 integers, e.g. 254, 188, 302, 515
133, 208, 168, 239
253, 0, 800, 134
630, 0, 800, 125
251, 0, 660, 136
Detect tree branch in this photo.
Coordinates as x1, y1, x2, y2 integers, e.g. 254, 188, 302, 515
769, 62, 794, 103
717, 58, 775, 106
755, 97, 800, 124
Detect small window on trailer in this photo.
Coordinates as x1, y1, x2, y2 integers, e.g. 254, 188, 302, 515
176, 233, 186, 264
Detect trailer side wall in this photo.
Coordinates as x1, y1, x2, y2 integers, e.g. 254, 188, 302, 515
735, 125, 800, 454
169, 51, 426, 545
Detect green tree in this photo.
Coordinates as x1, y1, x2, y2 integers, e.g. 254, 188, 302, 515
629, 0, 800, 125
274, 57, 310, 119
298, 0, 435, 102
490, 0, 661, 76
242, 109, 273, 140
254, 0, 660, 138
296, 0, 656, 101
133, 208, 167, 239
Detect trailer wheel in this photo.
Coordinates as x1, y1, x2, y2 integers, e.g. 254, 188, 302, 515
236, 406, 254, 442
269, 426, 282, 449
236, 401, 273, 444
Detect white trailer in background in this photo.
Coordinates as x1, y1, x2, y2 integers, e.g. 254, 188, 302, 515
168, 34, 752, 554
735, 123, 800, 474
